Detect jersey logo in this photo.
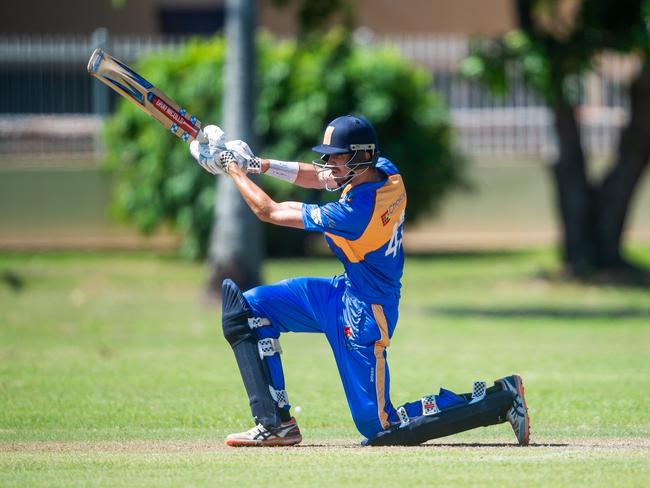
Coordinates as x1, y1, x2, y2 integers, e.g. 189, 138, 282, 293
380, 190, 406, 226
310, 207, 323, 226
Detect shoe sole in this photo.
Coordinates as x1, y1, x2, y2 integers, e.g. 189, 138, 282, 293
512, 374, 530, 446
225, 435, 303, 447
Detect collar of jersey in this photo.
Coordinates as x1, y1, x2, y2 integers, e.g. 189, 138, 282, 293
343, 169, 388, 198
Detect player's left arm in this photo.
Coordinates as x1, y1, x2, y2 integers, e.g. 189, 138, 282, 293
228, 164, 305, 229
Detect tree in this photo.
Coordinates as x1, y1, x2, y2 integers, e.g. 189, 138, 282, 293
463, 0, 650, 280
207, 0, 262, 296
269, 0, 355, 38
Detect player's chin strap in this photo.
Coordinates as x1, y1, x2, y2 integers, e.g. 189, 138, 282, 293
312, 145, 377, 192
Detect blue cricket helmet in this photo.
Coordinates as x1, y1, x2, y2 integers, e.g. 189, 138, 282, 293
311, 115, 380, 191
312, 115, 379, 160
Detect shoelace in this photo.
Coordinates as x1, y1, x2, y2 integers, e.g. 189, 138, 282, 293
249, 424, 270, 440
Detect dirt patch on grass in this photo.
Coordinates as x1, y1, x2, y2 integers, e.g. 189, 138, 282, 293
0, 440, 233, 454
1, 438, 648, 454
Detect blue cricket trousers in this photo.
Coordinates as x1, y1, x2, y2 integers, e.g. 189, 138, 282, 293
244, 275, 399, 438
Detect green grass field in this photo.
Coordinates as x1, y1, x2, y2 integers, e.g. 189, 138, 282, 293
1, 249, 649, 486
3, 162, 650, 249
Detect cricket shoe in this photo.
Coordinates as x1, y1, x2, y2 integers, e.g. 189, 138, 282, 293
496, 374, 530, 446
225, 417, 302, 447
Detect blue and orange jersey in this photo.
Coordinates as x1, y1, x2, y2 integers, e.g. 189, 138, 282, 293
302, 158, 407, 305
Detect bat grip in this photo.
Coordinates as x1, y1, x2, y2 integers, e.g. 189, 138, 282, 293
195, 130, 209, 144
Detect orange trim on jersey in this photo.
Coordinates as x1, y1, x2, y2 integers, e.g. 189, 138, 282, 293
325, 175, 407, 263
372, 303, 391, 430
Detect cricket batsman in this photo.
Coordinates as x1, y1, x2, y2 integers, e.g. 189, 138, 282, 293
189, 115, 530, 447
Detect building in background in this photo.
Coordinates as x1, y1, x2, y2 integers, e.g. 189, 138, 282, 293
0, 0, 515, 36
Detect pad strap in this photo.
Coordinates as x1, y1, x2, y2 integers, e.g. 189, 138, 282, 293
269, 386, 289, 408
421, 395, 441, 415
248, 317, 271, 329
470, 381, 487, 403
396, 406, 410, 426
258, 338, 283, 359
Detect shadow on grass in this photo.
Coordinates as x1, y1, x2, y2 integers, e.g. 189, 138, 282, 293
298, 442, 569, 448
417, 306, 650, 320
418, 442, 569, 448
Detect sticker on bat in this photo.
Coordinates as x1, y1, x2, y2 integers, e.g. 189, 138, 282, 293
147, 92, 199, 138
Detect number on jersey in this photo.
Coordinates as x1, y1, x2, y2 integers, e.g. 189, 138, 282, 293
385, 211, 405, 258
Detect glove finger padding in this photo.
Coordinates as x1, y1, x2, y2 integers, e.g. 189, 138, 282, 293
190, 140, 223, 175
189, 124, 227, 175
204, 157, 223, 175
204, 125, 226, 150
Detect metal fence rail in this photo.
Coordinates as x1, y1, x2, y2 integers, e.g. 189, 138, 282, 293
0, 31, 639, 162
0, 30, 188, 161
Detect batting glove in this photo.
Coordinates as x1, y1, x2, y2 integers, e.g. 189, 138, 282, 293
189, 124, 226, 175
221, 139, 262, 174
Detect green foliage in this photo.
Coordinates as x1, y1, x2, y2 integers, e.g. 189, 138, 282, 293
269, 0, 356, 38
104, 30, 465, 259
461, 0, 650, 103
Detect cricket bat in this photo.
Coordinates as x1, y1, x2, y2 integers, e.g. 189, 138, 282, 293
87, 48, 207, 143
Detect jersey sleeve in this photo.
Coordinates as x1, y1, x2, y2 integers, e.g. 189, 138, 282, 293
302, 196, 372, 239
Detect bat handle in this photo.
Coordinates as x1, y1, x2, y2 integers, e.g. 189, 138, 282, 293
195, 130, 209, 144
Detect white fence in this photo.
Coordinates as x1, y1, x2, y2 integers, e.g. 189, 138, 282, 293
0, 31, 640, 162
381, 33, 639, 160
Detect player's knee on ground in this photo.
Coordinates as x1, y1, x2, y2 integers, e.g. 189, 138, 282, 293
364, 382, 513, 446
349, 404, 392, 439
350, 389, 466, 439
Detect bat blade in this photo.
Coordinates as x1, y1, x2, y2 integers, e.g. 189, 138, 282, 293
87, 48, 206, 144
